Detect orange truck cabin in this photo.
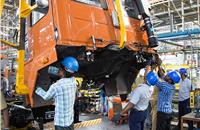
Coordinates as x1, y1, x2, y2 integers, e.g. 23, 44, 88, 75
22, 0, 158, 124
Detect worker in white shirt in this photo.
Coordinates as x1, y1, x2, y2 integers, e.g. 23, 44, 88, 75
177, 68, 193, 130
120, 71, 158, 130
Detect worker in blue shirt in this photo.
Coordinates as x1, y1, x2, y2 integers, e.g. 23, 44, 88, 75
156, 65, 181, 130
177, 68, 193, 130
120, 71, 159, 130
35, 57, 79, 130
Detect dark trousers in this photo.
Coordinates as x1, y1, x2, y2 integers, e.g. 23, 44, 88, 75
156, 111, 172, 130
129, 109, 148, 130
178, 98, 193, 130
74, 100, 80, 123
55, 123, 74, 130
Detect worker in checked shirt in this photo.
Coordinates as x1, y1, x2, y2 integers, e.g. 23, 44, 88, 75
177, 68, 193, 130
120, 71, 159, 130
35, 57, 79, 130
156, 59, 181, 130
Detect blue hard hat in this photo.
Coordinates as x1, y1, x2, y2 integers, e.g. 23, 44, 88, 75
146, 71, 159, 86
61, 57, 79, 73
167, 71, 181, 83
179, 68, 187, 75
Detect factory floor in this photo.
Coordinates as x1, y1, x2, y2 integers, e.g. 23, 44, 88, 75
43, 113, 129, 130
76, 113, 186, 130
42, 113, 186, 130
77, 113, 129, 130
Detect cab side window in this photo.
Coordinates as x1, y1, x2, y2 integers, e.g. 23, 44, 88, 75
29, 0, 49, 26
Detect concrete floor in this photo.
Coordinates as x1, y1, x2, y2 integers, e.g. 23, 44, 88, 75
77, 113, 129, 130
76, 113, 182, 130
42, 113, 184, 130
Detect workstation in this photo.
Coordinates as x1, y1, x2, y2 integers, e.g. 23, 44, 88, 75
0, 0, 200, 130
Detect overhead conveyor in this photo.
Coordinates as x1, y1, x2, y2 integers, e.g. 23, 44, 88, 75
158, 29, 200, 40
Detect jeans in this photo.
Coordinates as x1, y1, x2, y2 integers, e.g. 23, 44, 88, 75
55, 123, 74, 130
100, 96, 108, 114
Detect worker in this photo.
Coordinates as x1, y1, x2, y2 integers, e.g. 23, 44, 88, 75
138, 68, 152, 129
150, 54, 161, 130
150, 79, 159, 130
132, 68, 145, 90
35, 56, 79, 130
120, 71, 159, 130
156, 65, 181, 130
144, 55, 160, 130
100, 84, 108, 116
132, 60, 157, 129
1, 72, 10, 130
177, 68, 193, 130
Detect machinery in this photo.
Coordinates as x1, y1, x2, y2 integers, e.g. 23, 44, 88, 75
190, 89, 200, 118
1, 0, 158, 128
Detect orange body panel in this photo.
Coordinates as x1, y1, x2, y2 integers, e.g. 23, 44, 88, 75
52, 0, 148, 48
25, 1, 57, 106
25, 0, 154, 107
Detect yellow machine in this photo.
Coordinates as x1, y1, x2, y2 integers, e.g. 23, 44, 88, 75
1, 0, 38, 94
163, 64, 190, 90
163, 64, 190, 71
190, 89, 200, 118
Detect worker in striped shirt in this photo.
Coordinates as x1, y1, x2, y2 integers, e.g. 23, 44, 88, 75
156, 62, 181, 130
35, 57, 79, 130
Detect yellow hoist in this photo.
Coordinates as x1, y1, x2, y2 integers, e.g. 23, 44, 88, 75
0, 0, 37, 94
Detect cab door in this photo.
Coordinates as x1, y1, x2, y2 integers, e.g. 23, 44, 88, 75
69, 0, 116, 45
26, 0, 57, 107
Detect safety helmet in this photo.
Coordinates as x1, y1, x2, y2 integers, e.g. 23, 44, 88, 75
61, 57, 79, 73
167, 71, 181, 83
146, 71, 158, 86
179, 68, 187, 76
